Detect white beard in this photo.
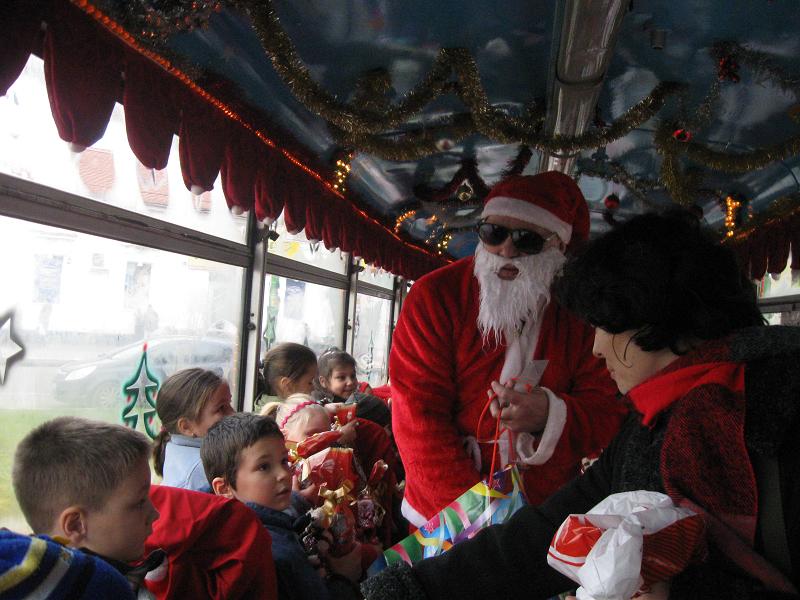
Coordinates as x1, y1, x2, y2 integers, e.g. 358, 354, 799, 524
474, 243, 567, 346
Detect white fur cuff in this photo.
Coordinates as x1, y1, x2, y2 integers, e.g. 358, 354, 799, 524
515, 387, 567, 465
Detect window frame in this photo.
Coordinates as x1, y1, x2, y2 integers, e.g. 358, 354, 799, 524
0, 171, 257, 410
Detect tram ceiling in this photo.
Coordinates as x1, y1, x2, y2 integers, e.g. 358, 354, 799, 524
6, 0, 800, 274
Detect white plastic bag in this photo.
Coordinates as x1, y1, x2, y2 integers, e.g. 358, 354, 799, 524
547, 491, 705, 600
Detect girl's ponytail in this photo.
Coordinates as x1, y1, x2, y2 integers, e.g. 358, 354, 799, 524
152, 429, 170, 477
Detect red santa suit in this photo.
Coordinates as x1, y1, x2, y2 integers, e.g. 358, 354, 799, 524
390, 173, 626, 527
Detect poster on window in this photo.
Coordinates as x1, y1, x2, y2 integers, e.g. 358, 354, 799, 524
284, 279, 306, 320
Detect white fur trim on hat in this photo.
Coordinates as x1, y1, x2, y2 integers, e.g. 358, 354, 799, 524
481, 196, 572, 244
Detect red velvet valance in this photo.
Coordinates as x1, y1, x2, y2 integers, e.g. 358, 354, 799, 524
0, 0, 447, 280
725, 212, 800, 280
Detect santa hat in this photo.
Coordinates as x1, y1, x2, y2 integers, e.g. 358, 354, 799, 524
481, 172, 590, 246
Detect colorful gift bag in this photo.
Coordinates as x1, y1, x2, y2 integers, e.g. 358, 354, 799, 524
369, 465, 527, 574
547, 491, 706, 600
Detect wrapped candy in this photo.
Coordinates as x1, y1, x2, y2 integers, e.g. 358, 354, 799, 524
296, 446, 363, 492
547, 491, 706, 600
311, 482, 358, 558
355, 461, 389, 546
333, 404, 357, 427
295, 430, 342, 458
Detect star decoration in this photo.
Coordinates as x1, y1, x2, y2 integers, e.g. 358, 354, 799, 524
121, 343, 160, 438
0, 314, 23, 385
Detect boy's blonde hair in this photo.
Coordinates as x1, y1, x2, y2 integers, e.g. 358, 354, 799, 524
12, 417, 151, 533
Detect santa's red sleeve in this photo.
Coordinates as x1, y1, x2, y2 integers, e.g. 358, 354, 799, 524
390, 272, 482, 525
144, 485, 277, 600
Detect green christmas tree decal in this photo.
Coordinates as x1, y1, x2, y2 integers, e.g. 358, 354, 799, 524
121, 342, 160, 439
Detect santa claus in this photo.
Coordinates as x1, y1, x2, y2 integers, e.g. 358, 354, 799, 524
390, 171, 626, 527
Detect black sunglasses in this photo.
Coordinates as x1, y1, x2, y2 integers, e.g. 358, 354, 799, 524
477, 221, 555, 255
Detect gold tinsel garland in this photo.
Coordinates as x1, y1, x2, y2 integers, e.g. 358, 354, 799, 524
712, 41, 800, 100
330, 85, 678, 161
244, 0, 469, 134
655, 42, 800, 203
101, 0, 800, 235
684, 134, 800, 173
239, 0, 683, 161
576, 160, 662, 209
105, 0, 683, 163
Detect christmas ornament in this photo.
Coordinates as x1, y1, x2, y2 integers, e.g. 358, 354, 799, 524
672, 129, 692, 143
603, 194, 620, 210
717, 56, 740, 83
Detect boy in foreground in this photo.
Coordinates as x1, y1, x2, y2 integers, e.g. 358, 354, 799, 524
11, 417, 162, 596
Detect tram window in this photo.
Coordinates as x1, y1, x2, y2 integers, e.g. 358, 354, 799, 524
0, 55, 247, 244
267, 214, 349, 275
757, 261, 800, 324
357, 261, 395, 290
261, 274, 346, 356
0, 215, 245, 530
757, 262, 800, 301
352, 294, 391, 387
765, 311, 800, 325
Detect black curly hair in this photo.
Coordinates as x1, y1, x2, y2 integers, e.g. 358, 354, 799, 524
555, 210, 765, 355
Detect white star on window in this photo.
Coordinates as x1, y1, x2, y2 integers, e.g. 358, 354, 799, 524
0, 316, 23, 384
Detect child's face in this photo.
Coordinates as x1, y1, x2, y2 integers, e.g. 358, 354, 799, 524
324, 366, 358, 398
231, 436, 293, 511
190, 382, 234, 437
284, 406, 332, 443
285, 364, 317, 396
82, 457, 158, 562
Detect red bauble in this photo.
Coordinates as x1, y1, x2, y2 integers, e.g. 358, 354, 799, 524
604, 194, 621, 210
717, 56, 741, 83
672, 128, 692, 142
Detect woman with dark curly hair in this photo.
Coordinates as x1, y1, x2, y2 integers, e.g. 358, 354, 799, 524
363, 211, 800, 600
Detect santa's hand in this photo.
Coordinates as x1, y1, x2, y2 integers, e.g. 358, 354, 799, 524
489, 380, 549, 433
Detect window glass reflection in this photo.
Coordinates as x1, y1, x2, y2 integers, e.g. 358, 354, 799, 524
0, 215, 244, 529
261, 275, 346, 356
352, 295, 391, 387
